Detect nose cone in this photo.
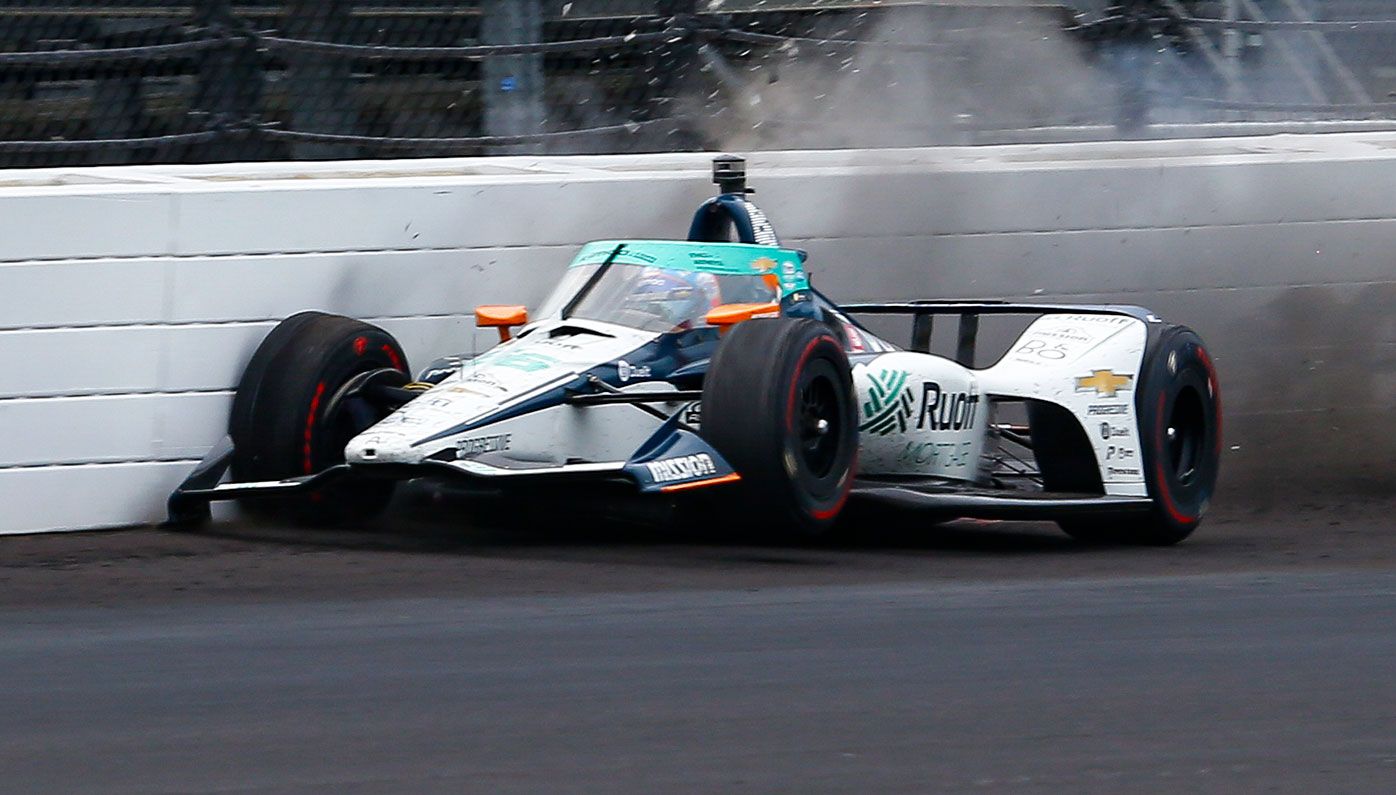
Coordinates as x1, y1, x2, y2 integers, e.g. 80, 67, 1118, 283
345, 429, 422, 465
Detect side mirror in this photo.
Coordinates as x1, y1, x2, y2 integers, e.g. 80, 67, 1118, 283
705, 302, 780, 332
475, 305, 528, 342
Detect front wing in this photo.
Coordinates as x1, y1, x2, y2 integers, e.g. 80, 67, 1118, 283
166, 416, 742, 526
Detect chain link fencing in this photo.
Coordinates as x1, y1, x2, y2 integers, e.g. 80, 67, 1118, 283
0, 0, 1393, 167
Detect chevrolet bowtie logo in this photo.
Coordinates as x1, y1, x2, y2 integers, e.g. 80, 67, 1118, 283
1076, 369, 1134, 398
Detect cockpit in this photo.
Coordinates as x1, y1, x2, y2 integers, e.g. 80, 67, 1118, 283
532, 240, 805, 335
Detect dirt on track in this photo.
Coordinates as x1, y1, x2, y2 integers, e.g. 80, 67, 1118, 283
2, 488, 1393, 611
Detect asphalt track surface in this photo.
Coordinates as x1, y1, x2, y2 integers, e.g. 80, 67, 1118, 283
3, 492, 1396, 794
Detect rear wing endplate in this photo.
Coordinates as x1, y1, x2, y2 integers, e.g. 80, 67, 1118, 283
838, 300, 1155, 367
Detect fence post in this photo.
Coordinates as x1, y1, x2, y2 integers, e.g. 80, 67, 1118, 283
481, 0, 546, 154
193, 0, 263, 161
281, 0, 358, 159
83, 18, 166, 165
88, 70, 142, 165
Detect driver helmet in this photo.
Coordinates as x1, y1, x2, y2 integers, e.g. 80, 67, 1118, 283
626, 268, 721, 328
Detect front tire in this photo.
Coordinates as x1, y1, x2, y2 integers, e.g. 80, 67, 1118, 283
701, 317, 858, 537
1060, 324, 1221, 545
229, 312, 410, 523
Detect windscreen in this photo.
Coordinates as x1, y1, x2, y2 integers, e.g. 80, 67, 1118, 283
552, 262, 778, 334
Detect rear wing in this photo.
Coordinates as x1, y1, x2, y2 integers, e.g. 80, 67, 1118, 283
838, 300, 1155, 368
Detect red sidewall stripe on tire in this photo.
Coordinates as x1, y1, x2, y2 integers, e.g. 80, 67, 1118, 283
1196, 344, 1223, 456
381, 343, 403, 371
811, 467, 854, 521
784, 334, 853, 521
785, 337, 826, 432
1154, 391, 1198, 527
303, 381, 327, 475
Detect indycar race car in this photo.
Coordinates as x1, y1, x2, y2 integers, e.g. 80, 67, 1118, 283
169, 156, 1221, 544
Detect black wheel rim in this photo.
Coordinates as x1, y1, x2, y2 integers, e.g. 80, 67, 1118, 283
798, 372, 842, 478
1166, 386, 1206, 486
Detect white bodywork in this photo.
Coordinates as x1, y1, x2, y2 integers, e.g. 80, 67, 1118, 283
852, 312, 1151, 496
344, 306, 1151, 496
345, 319, 672, 471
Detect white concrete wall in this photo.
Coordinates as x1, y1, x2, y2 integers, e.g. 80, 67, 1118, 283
2, 135, 1394, 533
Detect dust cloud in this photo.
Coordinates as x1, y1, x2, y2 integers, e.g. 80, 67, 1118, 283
703, 4, 1126, 151
693, 3, 1394, 151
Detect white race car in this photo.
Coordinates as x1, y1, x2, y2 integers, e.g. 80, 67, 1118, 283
170, 156, 1221, 544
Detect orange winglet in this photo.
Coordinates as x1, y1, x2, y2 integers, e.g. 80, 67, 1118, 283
705, 302, 781, 331
475, 305, 528, 342
659, 473, 742, 493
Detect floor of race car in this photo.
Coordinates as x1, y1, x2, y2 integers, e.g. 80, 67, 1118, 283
1, 490, 1393, 794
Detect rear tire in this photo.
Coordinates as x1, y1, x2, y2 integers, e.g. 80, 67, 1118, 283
1058, 324, 1221, 545
701, 317, 858, 537
229, 313, 410, 523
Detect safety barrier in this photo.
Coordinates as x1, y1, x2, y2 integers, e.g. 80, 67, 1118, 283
2, 134, 1395, 532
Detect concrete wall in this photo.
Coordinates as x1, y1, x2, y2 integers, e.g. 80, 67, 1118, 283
2, 135, 1394, 533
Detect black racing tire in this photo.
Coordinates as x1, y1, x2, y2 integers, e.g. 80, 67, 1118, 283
701, 317, 858, 537
1059, 324, 1221, 546
229, 313, 410, 523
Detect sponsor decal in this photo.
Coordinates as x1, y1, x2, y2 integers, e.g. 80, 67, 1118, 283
538, 338, 584, 351
1104, 446, 1135, 461
1087, 403, 1130, 416
462, 370, 509, 392
897, 440, 975, 469
1034, 326, 1094, 343
1060, 314, 1130, 325
687, 251, 723, 268
681, 401, 702, 428
456, 433, 512, 458
744, 202, 779, 246
492, 352, 558, 372
1107, 466, 1141, 478
1075, 369, 1134, 398
617, 359, 652, 382
916, 383, 980, 432
859, 369, 915, 436
576, 249, 656, 267
752, 256, 778, 273
860, 372, 980, 437
645, 453, 718, 483
1099, 422, 1131, 440
1010, 315, 1132, 366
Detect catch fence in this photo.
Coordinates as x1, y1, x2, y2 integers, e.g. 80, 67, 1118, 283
1, 1, 1394, 167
